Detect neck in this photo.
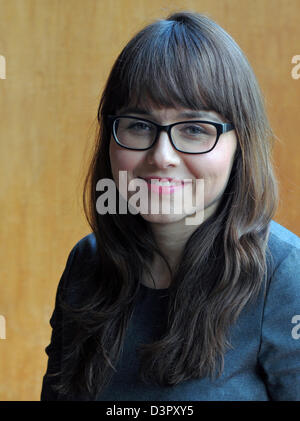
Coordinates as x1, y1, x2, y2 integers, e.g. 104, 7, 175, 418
142, 204, 218, 289
151, 220, 195, 265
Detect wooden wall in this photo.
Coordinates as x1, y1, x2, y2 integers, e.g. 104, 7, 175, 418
0, 0, 299, 400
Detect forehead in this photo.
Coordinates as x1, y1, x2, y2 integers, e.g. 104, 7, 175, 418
117, 104, 225, 123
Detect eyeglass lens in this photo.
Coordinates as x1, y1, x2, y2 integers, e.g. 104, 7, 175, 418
114, 117, 218, 153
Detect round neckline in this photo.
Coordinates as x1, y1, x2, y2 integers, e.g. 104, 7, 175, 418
139, 282, 170, 292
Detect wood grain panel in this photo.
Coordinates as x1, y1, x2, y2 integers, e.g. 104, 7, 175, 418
0, 0, 299, 400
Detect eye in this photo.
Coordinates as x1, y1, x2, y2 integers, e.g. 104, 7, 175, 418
184, 125, 206, 135
127, 121, 153, 131
179, 123, 211, 137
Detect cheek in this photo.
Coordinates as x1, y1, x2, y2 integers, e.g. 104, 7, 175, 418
187, 153, 234, 182
188, 132, 237, 182
185, 142, 237, 202
109, 140, 142, 177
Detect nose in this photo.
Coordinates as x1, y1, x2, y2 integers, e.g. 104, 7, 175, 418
146, 130, 181, 168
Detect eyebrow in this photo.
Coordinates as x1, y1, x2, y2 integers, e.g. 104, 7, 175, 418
118, 107, 222, 122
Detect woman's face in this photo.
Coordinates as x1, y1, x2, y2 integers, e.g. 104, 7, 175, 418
109, 106, 238, 226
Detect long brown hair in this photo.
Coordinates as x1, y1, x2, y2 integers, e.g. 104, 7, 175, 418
53, 11, 278, 399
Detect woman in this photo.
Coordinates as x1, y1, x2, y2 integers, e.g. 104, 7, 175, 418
41, 11, 300, 401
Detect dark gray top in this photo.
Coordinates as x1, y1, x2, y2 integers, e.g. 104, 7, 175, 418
41, 221, 300, 401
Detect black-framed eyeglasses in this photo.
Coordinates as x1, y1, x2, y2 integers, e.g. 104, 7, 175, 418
108, 115, 234, 154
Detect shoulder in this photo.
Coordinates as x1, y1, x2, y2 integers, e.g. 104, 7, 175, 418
258, 222, 300, 399
265, 220, 300, 295
262, 220, 300, 346
71, 232, 98, 257
65, 232, 99, 270
266, 220, 300, 276
268, 220, 300, 252
260, 221, 300, 355
59, 233, 100, 304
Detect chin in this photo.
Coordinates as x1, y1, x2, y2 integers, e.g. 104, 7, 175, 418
139, 208, 206, 226
139, 212, 188, 225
